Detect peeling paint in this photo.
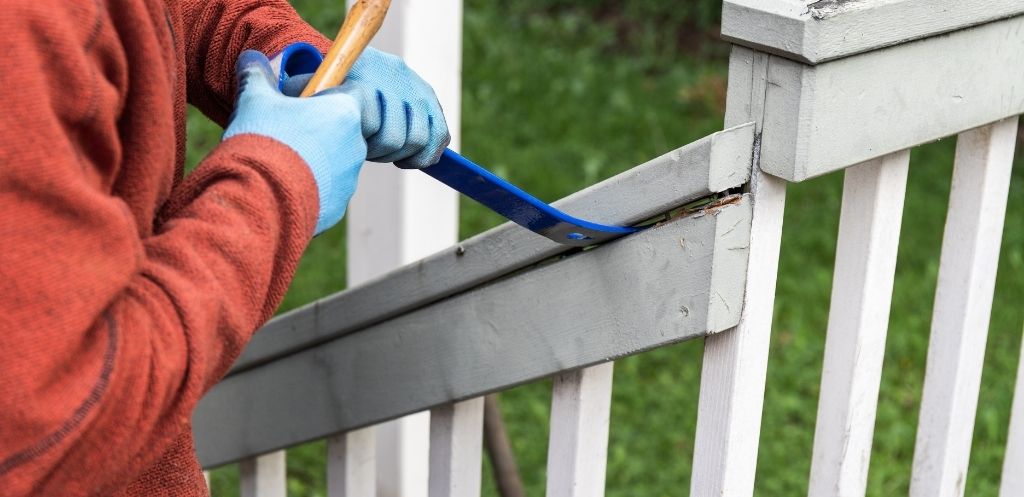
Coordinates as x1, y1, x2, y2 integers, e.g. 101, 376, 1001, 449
701, 194, 746, 215
807, 0, 866, 20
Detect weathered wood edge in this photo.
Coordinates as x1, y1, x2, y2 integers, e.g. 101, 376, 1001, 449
228, 124, 755, 374
721, 0, 1024, 65
705, 197, 751, 332
757, 15, 1024, 181
195, 197, 752, 468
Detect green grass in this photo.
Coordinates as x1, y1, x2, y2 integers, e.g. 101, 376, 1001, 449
195, 1, 1024, 495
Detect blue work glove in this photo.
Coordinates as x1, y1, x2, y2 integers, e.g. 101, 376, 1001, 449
224, 49, 367, 235
275, 43, 450, 169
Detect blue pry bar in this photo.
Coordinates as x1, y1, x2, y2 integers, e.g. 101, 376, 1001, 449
276, 43, 639, 247
422, 149, 639, 246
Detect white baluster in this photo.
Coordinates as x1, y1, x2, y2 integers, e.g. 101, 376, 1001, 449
911, 117, 1019, 497
808, 150, 910, 497
545, 363, 614, 497
328, 428, 377, 497
691, 47, 787, 496
239, 451, 286, 497
1001, 327, 1024, 496
428, 398, 485, 497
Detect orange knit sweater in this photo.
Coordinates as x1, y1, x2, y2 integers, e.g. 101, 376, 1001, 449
0, 1, 330, 495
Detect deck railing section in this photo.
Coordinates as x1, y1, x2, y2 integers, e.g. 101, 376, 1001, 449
197, 2, 1024, 496
696, 2, 1024, 496
195, 122, 757, 487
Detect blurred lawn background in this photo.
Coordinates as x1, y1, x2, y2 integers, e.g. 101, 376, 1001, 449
193, 1, 1024, 495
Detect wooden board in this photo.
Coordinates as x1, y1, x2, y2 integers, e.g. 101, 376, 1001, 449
327, 428, 376, 497
194, 198, 753, 468
910, 118, 1018, 497
808, 150, 909, 496
753, 15, 1024, 181
428, 398, 484, 497
691, 47, 789, 497
544, 364, 614, 497
721, 0, 1024, 64
1002, 330, 1024, 497
229, 123, 755, 374
239, 451, 286, 497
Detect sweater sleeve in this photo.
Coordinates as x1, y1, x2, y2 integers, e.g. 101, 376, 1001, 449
0, 5, 320, 495
181, 0, 331, 126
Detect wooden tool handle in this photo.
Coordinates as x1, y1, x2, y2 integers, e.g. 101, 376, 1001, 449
300, 0, 392, 97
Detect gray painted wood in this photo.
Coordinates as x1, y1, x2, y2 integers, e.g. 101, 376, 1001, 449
722, 0, 1024, 64
228, 124, 755, 374
754, 15, 1024, 181
194, 197, 753, 468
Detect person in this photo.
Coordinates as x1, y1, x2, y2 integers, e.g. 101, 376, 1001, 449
0, 0, 449, 495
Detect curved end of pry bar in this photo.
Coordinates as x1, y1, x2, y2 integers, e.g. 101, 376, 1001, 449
422, 149, 641, 247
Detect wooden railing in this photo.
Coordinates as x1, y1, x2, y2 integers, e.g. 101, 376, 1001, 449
195, 2, 1024, 496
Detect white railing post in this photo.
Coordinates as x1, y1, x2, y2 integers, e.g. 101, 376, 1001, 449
910, 117, 1019, 497
808, 150, 910, 496
428, 398, 485, 497
239, 451, 287, 497
1001, 326, 1024, 497
691, 47, 786, 496
328, 428, 377, 497
342, 0, 463, 496
545, 363, 615, 497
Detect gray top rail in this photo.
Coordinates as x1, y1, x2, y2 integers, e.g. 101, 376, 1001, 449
195, 194, 753, 467
228, 123, 756, 374
724, 14, 1024, 182
721, 0, 1024, 64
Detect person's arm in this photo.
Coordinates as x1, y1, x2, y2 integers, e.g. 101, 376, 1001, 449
181, 0, 331, 125
0, 12, 362, 497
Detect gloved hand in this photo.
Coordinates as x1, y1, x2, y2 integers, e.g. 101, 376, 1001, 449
224, 49, 367, 235
276, 44, 450, 169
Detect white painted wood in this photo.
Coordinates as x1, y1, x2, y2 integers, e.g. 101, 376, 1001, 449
691, 169, 786, 496
910, 117, 1020, 497
203, 470, 210, 490
755, 16, 1024, 182
196, 199, 752, 468
722, 0, 1024, 64
807, 150, 911, 497
375, 413, 431, 497
1001, 328, 1024, 497
328, 428, 376, 497
239, 451, 286, 497
545, 363, 614, 497
428, 398, 485, 497
345, 0, 463, 495
344, 3, 462, 275
691, 46, 788, 496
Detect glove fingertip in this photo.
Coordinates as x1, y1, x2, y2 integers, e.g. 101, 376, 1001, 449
422, 132, 452, 168
394, 144, 445, 169
282, 73, 315, 97
236, 50, 276, 90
